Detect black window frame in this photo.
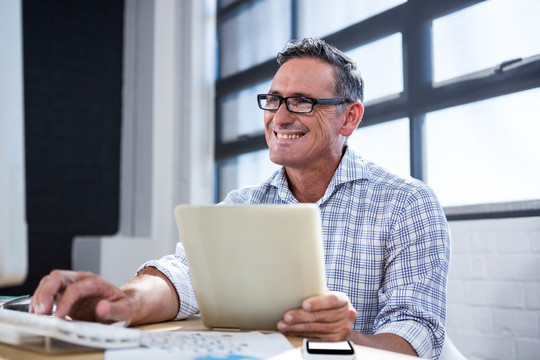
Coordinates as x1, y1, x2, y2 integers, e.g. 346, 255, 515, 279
215, 0, 540, 220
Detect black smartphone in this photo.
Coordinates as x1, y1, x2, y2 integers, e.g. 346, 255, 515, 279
303, 339, 355, 359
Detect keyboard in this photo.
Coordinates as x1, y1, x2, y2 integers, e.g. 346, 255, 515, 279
0, 309, 141, 350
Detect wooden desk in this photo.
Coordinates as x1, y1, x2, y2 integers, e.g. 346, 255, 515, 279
0, 316, 302, 360
0, 317, 418, 360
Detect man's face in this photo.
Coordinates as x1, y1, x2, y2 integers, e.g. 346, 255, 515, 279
264, 57, 349, 172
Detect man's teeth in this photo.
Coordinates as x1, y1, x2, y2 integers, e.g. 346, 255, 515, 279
277, 133, 302, 139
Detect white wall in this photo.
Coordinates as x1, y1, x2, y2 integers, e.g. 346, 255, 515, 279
0, 0, 27, 287
447, 216, 540, 360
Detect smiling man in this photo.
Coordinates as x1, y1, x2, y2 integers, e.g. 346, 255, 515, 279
31, 39, 450, 360
259, 56, 362, 203
220, 39, 450, 359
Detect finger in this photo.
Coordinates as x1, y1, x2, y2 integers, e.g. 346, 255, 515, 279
279, 309, 356, 341
31, 270, 83, 315
284, 302, 352, 325
54, 274, 116, 320
282, 308, 354, 332
302, 291, 350, 312
30, 273, 59, 314
279, 299, 357, 341
95, 298, 133, 325
278, 319, 348, 341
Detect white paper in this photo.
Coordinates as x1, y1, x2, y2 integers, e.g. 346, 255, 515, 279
105, 348, 178, 360
105, 330, 293, 360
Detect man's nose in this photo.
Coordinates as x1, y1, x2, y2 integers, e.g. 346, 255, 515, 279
271, 101, 295, 126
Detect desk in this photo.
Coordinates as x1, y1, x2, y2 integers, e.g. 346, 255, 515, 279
0, 317, 418, 360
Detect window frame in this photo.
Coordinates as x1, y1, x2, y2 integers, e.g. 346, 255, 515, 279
215, 0, 540, 220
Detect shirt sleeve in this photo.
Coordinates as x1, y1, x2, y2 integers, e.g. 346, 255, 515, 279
374, 184, 450, 360
137, 242, 200, 319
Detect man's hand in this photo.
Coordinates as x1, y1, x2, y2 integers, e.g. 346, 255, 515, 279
30, 267, 180, 327
30, 270, 133, 324
277, 291, 357, 341
277, 291, 417, 357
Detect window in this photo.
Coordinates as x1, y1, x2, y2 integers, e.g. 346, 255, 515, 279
432, 0, 540, 83
297, 0, 406, 39
348, 118, 410, 179
218, 149, 281, 200
216, 0, 540, 219
219, 0, 290, 78
426, 88, 540, 207
220, 81, 271, 142
346, 33, 403, 103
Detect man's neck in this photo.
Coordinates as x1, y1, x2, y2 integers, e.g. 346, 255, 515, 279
285, 161, 341, 203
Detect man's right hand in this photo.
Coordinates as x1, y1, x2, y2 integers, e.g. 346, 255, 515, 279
30, 270, 133, 325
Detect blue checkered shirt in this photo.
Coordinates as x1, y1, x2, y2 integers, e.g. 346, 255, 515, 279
140, 146, 450, 360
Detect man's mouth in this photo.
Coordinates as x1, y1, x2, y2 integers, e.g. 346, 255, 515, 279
275, 132, 304, 140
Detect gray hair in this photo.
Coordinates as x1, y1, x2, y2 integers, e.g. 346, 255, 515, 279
277, 38, 364, 105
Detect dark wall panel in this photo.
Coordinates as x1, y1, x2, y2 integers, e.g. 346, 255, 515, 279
4, 0, 124, 295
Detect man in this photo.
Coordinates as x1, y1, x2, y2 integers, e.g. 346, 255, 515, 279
31, 38, 450, 359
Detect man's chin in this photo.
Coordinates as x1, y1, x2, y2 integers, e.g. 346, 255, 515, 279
269, 154, 288, 167
269, 146, 306, 168
269, 156, 300, 170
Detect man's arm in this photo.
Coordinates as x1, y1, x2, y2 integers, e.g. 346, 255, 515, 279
31, 267, 179, 326
348, 332, 418, 356
121, 266, 180, 326
277, 292, 417, 357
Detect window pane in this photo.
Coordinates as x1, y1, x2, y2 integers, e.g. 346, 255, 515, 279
218, 149, 281, 201
348, 118, 410, 178
426, 88, 540, 207
220, 81, 271, 142
219, 0, 290, 78
346, 33, 403, 103
433, 0, 540, 83
219, 0, 239, 8
298, 0, 406, 39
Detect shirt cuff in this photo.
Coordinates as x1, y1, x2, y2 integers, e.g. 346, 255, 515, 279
137, 259, 199, 320
375, 320, 434, 359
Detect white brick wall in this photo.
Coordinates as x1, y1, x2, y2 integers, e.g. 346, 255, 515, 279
447, 216, 540, 360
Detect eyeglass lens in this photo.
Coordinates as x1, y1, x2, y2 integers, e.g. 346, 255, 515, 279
259, 95, 313, 113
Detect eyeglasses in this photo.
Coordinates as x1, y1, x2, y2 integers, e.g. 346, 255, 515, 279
257, 94, 348, 114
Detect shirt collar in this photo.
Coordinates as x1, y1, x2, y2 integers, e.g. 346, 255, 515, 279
267, 145, 369, 204
320, 145, 369, 204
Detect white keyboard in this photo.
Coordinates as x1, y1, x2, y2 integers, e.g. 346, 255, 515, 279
0, 309, 141, 350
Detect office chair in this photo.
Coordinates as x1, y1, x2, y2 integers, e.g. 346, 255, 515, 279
439, 335, 467, 360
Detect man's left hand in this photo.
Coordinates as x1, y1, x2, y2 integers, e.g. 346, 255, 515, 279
277, 291, 357, 341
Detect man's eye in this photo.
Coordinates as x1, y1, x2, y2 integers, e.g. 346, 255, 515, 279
266, 97, 279, 105
290, 97, 312, 106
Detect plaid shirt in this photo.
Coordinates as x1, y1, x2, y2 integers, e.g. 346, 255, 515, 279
141, 146, 450, 359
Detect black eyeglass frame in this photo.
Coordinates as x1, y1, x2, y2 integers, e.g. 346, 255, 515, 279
257, 94, 349, 114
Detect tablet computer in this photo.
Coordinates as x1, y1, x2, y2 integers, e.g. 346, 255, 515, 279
174, 204, 327, 330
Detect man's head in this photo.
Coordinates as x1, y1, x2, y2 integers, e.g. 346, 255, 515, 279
277, 38, 364, 106
261, 38, 364, 174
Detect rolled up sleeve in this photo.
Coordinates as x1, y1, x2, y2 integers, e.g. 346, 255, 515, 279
375, 186, 450, 359
138, 242, 199, 319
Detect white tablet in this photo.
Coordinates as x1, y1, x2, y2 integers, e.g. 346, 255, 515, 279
174, 204, 327, 330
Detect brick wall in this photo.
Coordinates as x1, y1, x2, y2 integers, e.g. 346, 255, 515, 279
447, 216, 540, 360
3, 0, 124, 295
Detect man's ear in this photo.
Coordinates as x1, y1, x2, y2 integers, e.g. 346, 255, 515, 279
340, 102, 364, 137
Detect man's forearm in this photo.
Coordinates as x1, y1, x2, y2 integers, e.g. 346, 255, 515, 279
121, 266, 180, 326
348, 331, 418, 357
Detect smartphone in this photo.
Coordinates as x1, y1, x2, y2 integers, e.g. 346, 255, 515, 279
303, 339, 355, 359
